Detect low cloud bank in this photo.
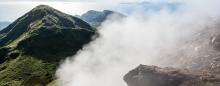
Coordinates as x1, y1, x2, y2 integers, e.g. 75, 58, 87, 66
56, 0, 220, 86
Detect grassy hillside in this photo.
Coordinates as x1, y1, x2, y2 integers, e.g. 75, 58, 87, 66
0, 5, 95, 86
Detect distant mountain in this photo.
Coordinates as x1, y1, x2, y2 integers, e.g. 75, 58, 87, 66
0, 5, 95, 86
78, 10, 125, 27
0, 21, 10, 30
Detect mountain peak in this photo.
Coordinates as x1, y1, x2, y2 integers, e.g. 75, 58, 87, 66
28, 5, 60, 19
0, 5, 95, 85
103, 10, 114, 14
35, 5, 52, 8
0, 5, 94, 48
32, 5, 54, 12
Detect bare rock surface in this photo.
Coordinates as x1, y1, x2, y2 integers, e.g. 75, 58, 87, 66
124, 64, 220, 86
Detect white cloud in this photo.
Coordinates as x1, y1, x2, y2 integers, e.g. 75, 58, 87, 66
56, 0, 220, 86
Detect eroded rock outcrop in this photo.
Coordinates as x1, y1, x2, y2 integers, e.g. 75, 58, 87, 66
124, 64, 220, 86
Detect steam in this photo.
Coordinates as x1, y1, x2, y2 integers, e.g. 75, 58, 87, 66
56, 0, 220, 86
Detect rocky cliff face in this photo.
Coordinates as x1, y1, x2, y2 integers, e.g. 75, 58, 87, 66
124, 20, 220, 86
124, 65, 220, 86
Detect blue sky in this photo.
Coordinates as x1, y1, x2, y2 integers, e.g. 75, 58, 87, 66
0, 0, 180, 22
118, 1, 180, 14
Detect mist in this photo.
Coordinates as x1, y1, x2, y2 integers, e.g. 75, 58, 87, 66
56, 0, 220, 86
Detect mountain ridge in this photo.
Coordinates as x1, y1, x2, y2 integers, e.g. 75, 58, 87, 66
0, 5, 95, 86
78, 10, 125, 27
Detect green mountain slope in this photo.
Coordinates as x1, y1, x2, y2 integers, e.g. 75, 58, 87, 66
0, 5, 95, 86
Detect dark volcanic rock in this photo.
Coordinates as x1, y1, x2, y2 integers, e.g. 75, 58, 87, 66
124, 64, 220, 86
124, 64, 188, 86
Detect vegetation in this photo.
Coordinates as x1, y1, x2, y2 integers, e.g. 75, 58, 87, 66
0, 5, 95, 86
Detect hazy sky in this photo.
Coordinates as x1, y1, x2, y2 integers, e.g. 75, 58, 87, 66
0, 1, 112, 21
0, 0, 180, 22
